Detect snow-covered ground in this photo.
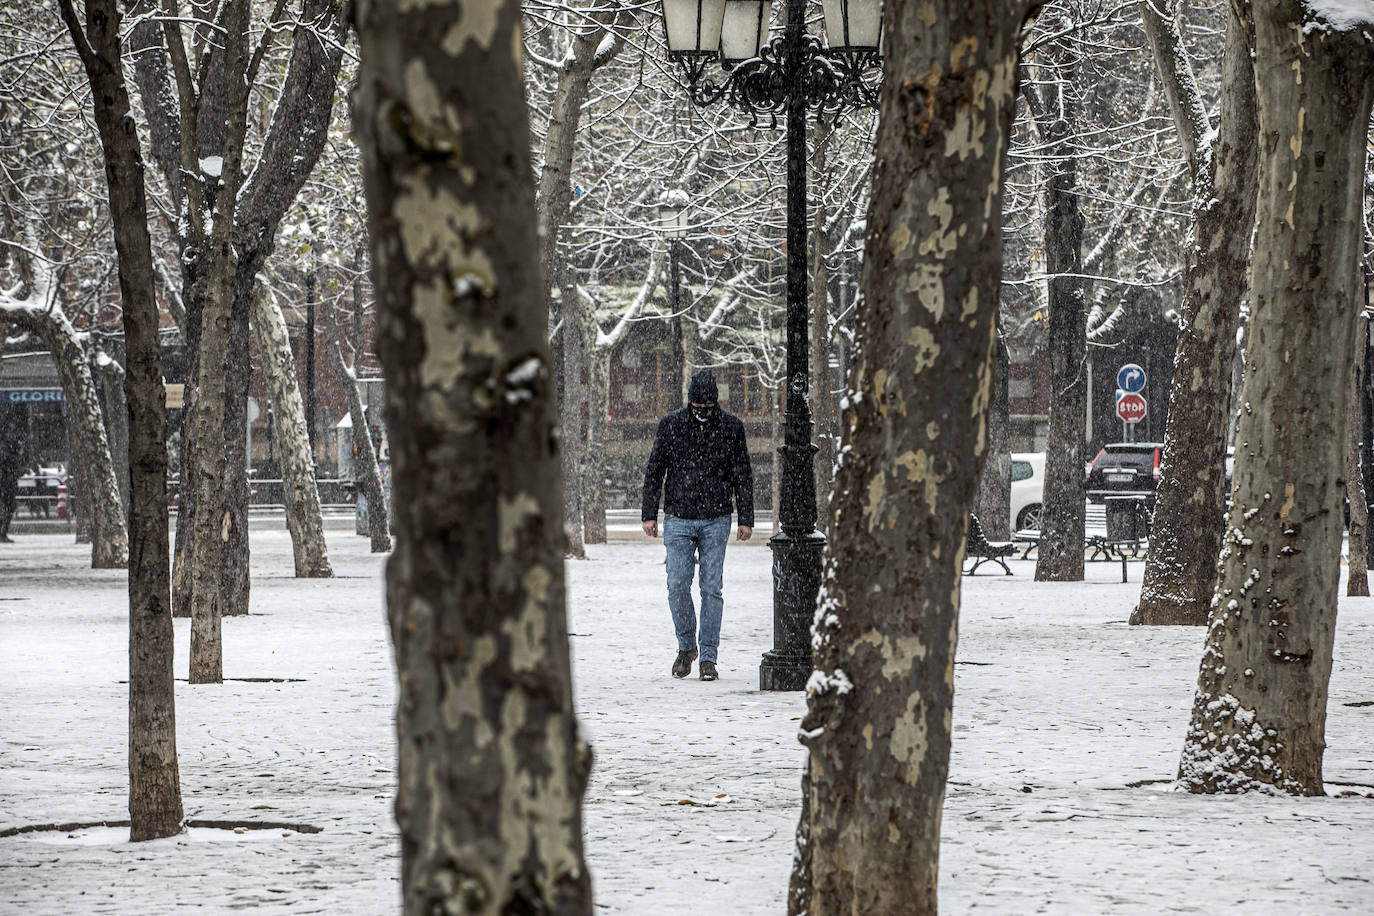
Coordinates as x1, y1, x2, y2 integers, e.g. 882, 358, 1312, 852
2, 530, 1372, 913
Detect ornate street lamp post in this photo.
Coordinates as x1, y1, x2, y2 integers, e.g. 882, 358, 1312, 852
658, 0, 880, 690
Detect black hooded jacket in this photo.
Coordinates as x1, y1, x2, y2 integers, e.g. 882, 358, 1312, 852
641, 371, 754, 527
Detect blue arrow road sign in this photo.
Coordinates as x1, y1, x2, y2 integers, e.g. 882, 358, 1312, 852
1117, 363, 1146, 394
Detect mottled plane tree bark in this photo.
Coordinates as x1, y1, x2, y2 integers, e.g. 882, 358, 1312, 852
353, 0, 592, 909
1176, 0, 1374, 795
792, 0, 1039, 912
1132, 0, 1259, 625
57, 0, 183, 840
1030, 14, 1087, 583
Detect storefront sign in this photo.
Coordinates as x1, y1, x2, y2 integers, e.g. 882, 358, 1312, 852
0, 388, 63, 403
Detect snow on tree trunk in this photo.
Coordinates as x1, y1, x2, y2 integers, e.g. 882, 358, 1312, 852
793, 3, 1032, 912
1134, 0, 1258, 626
58, 0, 184, 840
353, 0, 593, 907
1176, 0, 1374, 795
254, 288, 332, 578
188, 0, 251, 685
974, 333, 1011, 538
1345, 315, 1369, 596
1033, 27, 1087, 584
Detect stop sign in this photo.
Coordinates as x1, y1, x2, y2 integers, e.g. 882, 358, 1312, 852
1116, 392, 1148, 424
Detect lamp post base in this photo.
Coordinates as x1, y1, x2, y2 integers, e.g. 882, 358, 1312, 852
760, 529, 826, 691
759, 649, 813, 691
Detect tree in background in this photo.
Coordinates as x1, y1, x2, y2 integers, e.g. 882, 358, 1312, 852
354, 0, 592, 910
127, 0, 346, 625
57, 0, 183, 841
1029, 5, 1088, 583
1132, 0, 1259, 626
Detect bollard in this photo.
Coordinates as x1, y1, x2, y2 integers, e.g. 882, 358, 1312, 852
55, 482, 67, 520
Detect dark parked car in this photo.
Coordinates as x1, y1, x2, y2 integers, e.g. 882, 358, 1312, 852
1085, 442, 1165, 506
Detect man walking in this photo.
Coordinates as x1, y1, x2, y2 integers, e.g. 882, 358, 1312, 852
642, 369, 754, 681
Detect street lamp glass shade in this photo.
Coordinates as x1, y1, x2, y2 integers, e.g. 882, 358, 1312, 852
720, 0, 770, 63
821, 0, 881, 51
661, 0, 727, 56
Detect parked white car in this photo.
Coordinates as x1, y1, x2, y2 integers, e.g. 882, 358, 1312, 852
1010, 452, 1045, 531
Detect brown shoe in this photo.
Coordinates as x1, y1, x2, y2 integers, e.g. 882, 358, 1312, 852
699, 661, 718, 681
672, 649, 697, 678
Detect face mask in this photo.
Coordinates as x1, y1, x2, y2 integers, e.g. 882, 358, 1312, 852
691, 405, 716, 423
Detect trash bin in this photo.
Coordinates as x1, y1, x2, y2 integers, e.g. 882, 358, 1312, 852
1105, 496, 1145, 542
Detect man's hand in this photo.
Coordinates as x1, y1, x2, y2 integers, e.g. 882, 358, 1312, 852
737, 525, 752, 542
642, 519, 659, 538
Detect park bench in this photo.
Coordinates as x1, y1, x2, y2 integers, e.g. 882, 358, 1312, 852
965, 513, 1016, 576
1013, 528, 1041, 559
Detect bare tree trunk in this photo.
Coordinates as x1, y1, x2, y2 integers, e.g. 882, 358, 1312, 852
975, 332, 1012, 538
219, 290, 251, 617
58, 0, 183, 840
1134, 0, 1258, 625
188, 0, 250, 684
1176, 0, 1374, 795
811, 120, 836, 531
1346, 314, 1369, 596
583, 349, 608, 543
1033, 29, 1087, 583
72, 464, 91, 544
95, 347, 131, 514
793, 2, 1032, 911
681, 312, 698, 402
320, 291, 391, 553
562, 266, 587, 559
353, 0, 593, 905
254, 287, 332, 577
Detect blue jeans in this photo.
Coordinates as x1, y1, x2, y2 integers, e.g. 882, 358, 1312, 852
664, 515, 731, 663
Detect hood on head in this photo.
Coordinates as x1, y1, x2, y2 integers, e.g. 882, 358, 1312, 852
688, 369, 718, 406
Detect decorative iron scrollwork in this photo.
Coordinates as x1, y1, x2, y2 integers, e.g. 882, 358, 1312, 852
674, 35, 880, 124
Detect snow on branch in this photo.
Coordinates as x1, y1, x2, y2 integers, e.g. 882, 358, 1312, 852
697, 267, 757, 343
597, 243, 665, 349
